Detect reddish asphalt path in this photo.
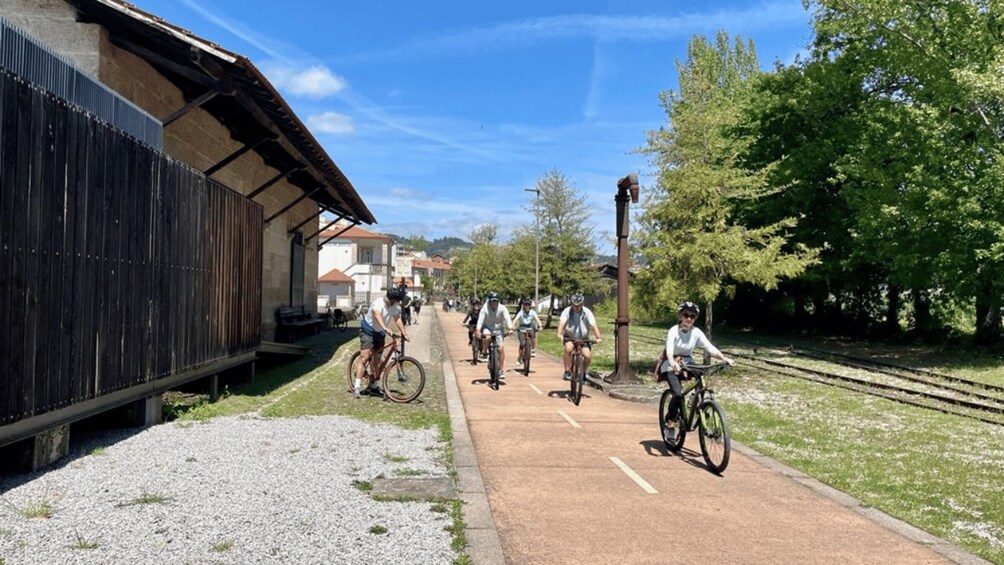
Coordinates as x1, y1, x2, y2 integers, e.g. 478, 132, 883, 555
437, 308, 975, 565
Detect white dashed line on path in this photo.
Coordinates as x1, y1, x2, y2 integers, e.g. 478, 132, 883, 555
609, 457, 659, 494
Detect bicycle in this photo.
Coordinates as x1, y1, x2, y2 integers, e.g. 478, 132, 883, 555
659, 363, 731, 474
347, 334, 426, 403
465, 323, 481, 365
567, 339, 593, 406
330, 308, 348, 331
484, 331, 504, 390
517, 328, 535, 376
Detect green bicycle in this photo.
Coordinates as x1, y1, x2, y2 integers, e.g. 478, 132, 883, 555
659, 363, 731, 474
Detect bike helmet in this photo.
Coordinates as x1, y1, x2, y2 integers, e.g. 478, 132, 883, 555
678, 301, 700, 316
570, 293, 585, 306
521, 298, 533, 306
487, 291, 500, 303
386, 287, 406, 302
470, 297, 481, 306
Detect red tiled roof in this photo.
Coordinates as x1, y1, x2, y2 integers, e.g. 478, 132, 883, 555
413, 258, 451, 270
319, 268, 355, 283
320, 225, 393, 242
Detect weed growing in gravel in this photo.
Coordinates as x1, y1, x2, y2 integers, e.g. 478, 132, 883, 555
430, 503, 448, 514
90, 447, 106, 456
211, 541, 234, 552
446, 498, 468, 559
118, 491, 171, 507
71, 531, 98, 550
352, 480, 372, 492
368, 525, 388, 535
394, 468, 426, 477
382, 453, 409, 463
288, 448, 301, 454
18, 499, 53, 519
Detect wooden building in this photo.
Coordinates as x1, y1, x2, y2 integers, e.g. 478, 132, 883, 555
0, 0, 373, 467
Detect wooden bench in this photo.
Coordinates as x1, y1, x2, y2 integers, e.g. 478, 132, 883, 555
275, 305, 325, 342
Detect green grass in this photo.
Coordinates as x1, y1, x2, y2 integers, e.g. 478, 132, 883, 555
19, 500, 53, 520
118, 491, 171, 507
394, 468, 427, 477
211, 541, 234, 552
89, 447, 107, 456
71, 531, 98, 550
562, 315, 1004, 563
352, 480, 372, 492
368, 525, 388, 535
382, 453, 409, 463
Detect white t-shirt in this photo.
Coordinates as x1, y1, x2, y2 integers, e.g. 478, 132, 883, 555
476, 304, 513, 333
363, 297, 400, 334
664, 325, 720, 360
559, 306, 597, 339
513, 309, 541, 329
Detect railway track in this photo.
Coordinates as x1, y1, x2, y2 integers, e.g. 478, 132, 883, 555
631, 334, 1004, 427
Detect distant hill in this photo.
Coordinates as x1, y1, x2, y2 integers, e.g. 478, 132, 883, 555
387, 234, 473, 259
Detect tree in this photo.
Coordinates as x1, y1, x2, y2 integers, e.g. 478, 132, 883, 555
528, 169, 603, 326
636, 32, 818, 334
806, 0, 1004, 343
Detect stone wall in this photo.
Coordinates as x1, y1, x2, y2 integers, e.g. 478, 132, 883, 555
4, 1, 322, 341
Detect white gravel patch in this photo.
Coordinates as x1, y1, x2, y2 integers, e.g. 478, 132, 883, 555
0, 416, 455, 564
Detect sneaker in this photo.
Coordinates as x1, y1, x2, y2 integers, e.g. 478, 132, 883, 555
499, 370, 506, 379
531, 351, 536, 357
367, 385, 383, 396
353, 387, 361, 399
562, 371, 571, 381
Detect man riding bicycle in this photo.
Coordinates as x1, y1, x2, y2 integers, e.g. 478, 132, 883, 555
353, 287, 409, 398
556, 293, 602, 381
513, 298, 542, 358
658, 301, 734, 430
476, 292, 514, 376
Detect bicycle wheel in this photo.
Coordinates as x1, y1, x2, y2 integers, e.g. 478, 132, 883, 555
488, 344, 499, 390
471, 336, 479, 365
521, 338, 531, 376
382, 356, 426, 403
570, 356, 583, 406
698, 400, 731, 474
659, 389, 686, 452
347, 350, 362, 393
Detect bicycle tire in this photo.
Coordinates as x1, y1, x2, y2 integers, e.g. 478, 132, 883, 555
382, 356, 426, 403
488, 343, 499, 390
471, 336, 479, 365
697, 400, 731, 474
347, 350, 362, 393
570, 356, 583, 405
658, 389, 686, 452
521, 338, 531, 376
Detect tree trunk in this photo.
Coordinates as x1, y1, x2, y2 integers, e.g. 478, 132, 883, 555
703, 301, 713, 364
884, 284, 901, 336
911, 288, 935, 335
974, 277, 1002, 346
545, 295, 555, 329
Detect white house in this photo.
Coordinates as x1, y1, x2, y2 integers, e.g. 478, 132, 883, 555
318, 221, 397, 308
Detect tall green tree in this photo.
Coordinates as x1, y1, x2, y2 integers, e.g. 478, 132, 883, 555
806, 0, 1004, 343
637, 32, 818, 333
528, 169, 602, 326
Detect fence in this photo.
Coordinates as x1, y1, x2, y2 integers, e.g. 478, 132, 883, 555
0, 69, 262, 427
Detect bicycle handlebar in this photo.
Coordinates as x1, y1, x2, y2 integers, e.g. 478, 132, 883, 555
681, 362, 730, 377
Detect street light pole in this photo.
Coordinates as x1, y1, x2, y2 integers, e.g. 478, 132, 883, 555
524, 188, 540, 309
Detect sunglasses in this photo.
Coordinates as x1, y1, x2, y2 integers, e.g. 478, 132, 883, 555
681, 312, 696, 319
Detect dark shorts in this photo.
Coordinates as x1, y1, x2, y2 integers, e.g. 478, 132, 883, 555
359, 330, 386, 351
563, 337, 591, 349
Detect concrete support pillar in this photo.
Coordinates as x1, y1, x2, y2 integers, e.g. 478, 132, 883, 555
209, 373, 220, 402
126, 395, 163, 427
14, 425, 71, 472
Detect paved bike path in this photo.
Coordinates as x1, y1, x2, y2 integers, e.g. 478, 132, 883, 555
435, 307, 986, 565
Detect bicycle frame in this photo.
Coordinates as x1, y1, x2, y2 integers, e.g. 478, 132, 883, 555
677, 366, 723, 430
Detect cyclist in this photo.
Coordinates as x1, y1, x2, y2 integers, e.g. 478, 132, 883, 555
658, 301, 734, 429
513, 298, 542, 359
556, 293, 602, 381
476, 292, 514, 376
462, 297, 483, 347
353, 287, 410, 398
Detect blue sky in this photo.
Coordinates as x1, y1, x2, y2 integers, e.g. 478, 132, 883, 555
132, 0, 815, 253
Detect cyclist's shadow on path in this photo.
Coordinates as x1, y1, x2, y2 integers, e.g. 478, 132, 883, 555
470, 378, 507, 387
639, 440, 719, 475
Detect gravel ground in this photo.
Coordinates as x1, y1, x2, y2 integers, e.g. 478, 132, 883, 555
0, 416, 455, 564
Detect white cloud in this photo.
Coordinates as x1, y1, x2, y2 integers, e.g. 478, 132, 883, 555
307, 112, 356, 134
266, 65, 348, 98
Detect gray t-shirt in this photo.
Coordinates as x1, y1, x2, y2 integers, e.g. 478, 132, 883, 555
559, 306, 597, 339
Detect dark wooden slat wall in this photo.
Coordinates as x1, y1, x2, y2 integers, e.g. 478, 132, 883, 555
0, 71, 263, 426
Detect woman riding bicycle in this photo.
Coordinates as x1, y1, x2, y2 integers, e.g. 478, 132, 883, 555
513, 298, 542, 358
462, 297, 483, 348
658, 301, 734, 429
353, 287, 409, 398
556, 293, 602, 381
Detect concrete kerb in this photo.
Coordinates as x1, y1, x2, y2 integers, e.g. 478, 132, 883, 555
442, 344, 506, 564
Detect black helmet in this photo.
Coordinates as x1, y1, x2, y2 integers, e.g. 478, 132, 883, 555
487, 291, 500, 302
678, 301, 699, 316
521, 298, 532, 306
470, 297, 481, 305
386, 287, 406, 302
570, 293, 584, 306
